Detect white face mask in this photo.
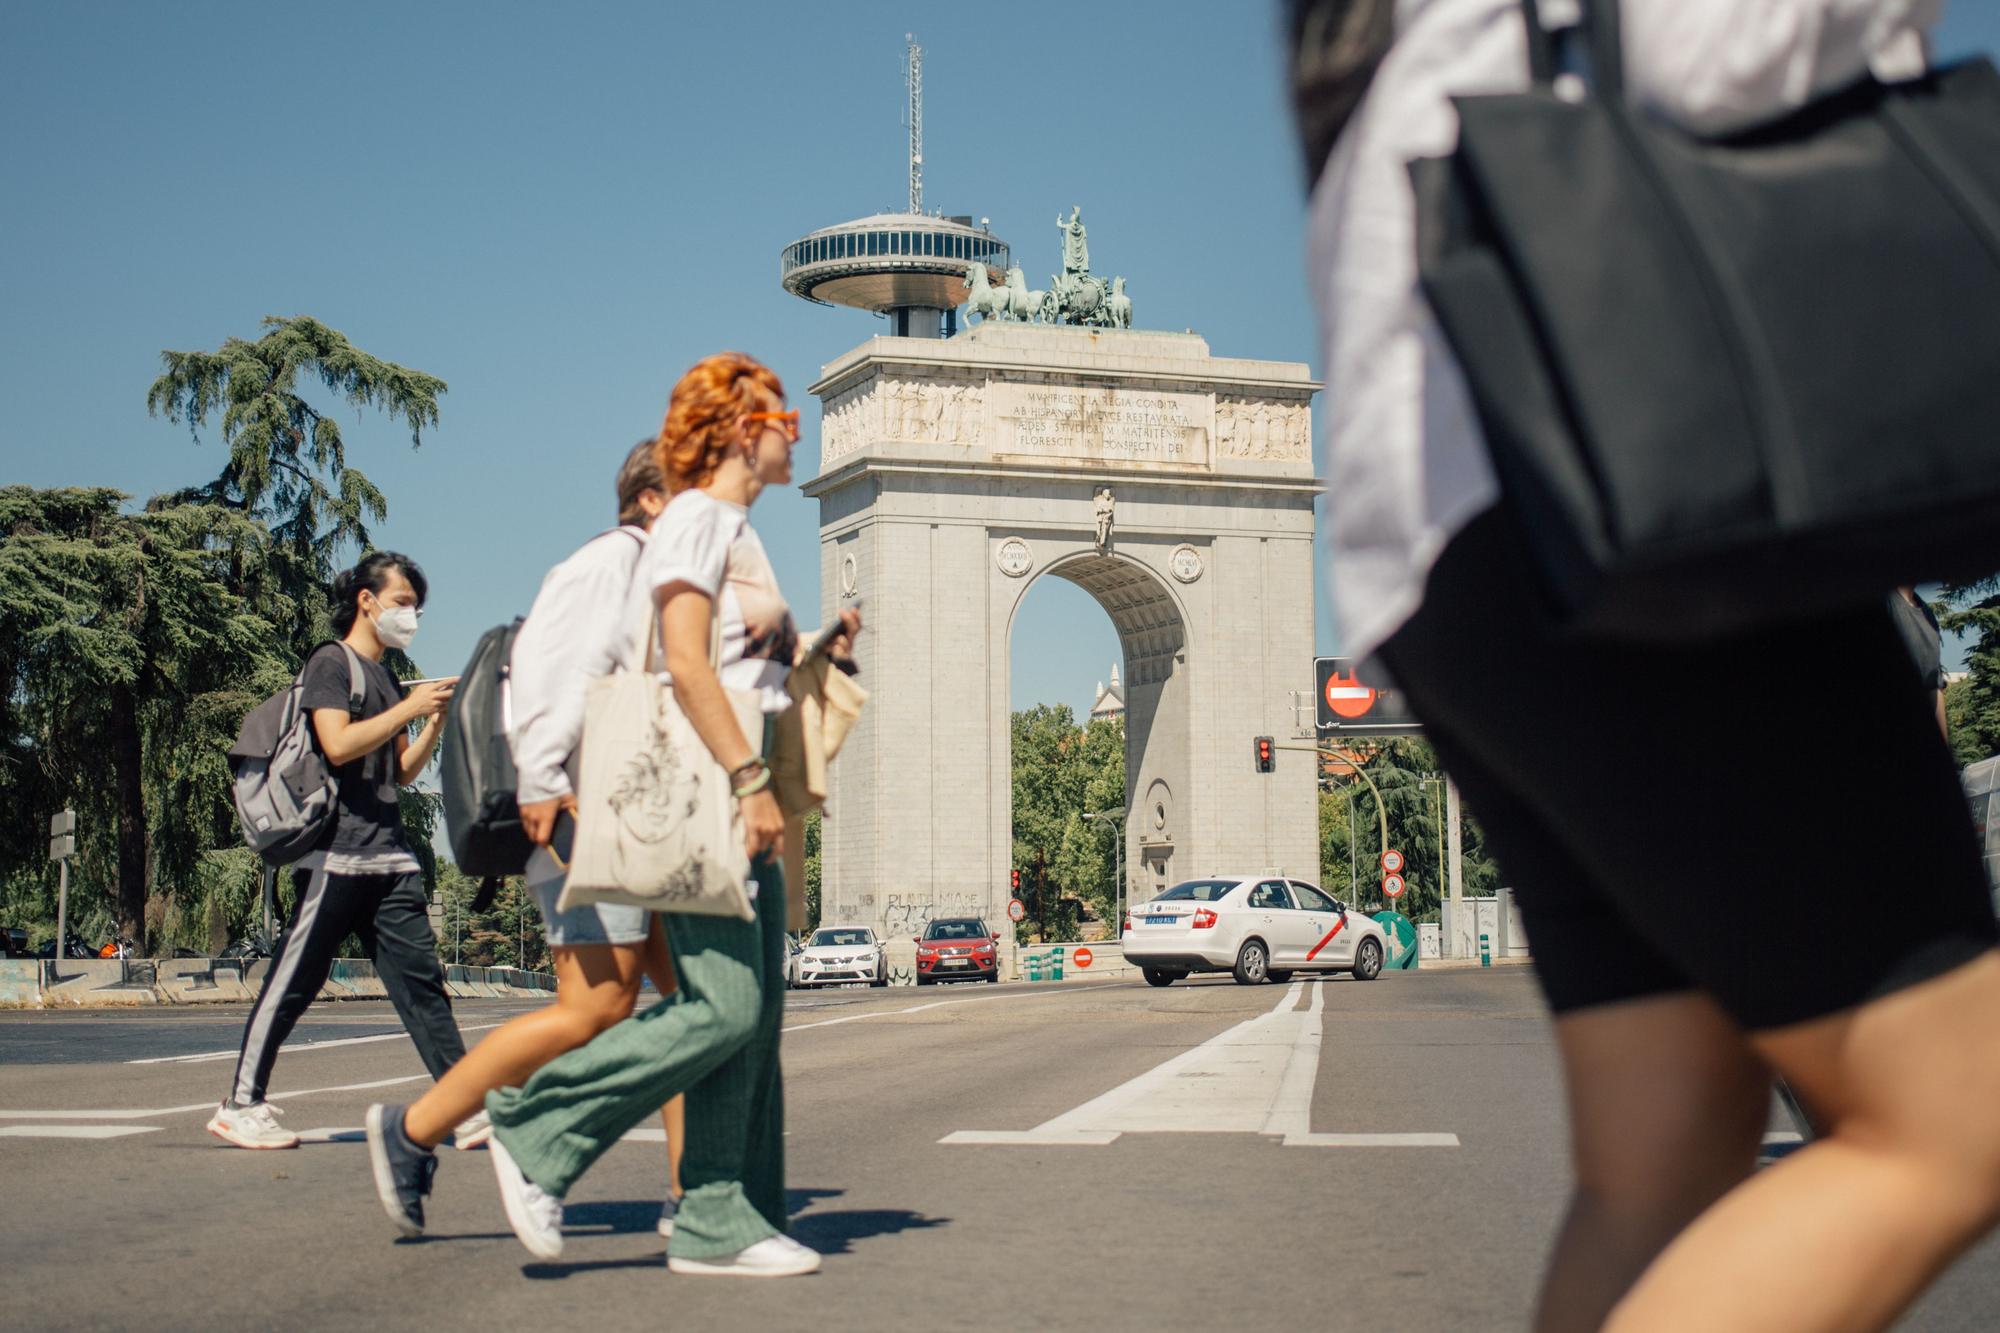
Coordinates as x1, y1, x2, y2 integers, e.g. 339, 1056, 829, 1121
373, 605, 421, 651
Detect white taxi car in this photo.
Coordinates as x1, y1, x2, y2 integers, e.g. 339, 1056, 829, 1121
1121, 876, 1389, 987
796, 924, 889, 988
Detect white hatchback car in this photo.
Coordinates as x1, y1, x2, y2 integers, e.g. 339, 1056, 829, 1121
796, 924, 889, 988
1121, 876, 1390, 987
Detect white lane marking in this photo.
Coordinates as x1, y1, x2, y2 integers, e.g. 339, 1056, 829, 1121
128, 1020, 515, 1065
6, 986, 1129, 1124
941, 978, 1458, 1149
1286, 1133, 1462, 1147
0, 1125, 161, 1139
782, 983, 1123, 1034
0, 1073, 431, 1122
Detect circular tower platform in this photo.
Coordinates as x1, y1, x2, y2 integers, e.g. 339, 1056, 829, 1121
781, 212, 1009, 338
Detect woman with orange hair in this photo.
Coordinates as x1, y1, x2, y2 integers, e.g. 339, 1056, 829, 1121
482, 352, 859, 1278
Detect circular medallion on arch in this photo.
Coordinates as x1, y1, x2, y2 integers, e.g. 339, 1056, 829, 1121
995, 538, 1033, 578
840, 553, 859, 598
1168, 544, 1204, 584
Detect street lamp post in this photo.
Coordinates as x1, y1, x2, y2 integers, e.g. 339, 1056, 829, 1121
1084, 808, 1126, 937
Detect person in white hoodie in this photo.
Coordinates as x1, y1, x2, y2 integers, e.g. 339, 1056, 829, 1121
362, 440, 684, 1239
1294, 3, 2000, 1330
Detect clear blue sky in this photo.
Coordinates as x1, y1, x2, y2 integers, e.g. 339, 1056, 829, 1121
5, 3, 1996, 716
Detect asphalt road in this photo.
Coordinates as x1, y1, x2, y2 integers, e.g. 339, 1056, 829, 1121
3, 970, 1995, 1332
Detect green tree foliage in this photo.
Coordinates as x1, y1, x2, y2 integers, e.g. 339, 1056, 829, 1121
147, 315, 447, 660
1939, 582, 2000, 764
1, 317, 451, 954
1011, 704, 1124, 943
431, 863, 545, 971
1319, 737, 1503, 923
0, 487, 293, 945
802, 809, 823, 934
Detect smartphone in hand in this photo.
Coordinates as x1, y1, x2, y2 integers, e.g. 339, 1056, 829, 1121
807, 600, 863, 661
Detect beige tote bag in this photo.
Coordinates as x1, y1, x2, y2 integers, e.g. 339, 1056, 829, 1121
556, 610, 765, 921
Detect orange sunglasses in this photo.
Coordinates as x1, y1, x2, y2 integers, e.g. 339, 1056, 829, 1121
744, 409, 801, 441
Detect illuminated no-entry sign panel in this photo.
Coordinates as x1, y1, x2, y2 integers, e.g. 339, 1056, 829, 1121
1315, 657, 1422, 735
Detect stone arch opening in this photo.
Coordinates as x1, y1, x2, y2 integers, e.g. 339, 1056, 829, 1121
1004, 550, 1190, 933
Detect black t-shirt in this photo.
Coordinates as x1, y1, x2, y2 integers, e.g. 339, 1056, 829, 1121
300, 645, 412, 857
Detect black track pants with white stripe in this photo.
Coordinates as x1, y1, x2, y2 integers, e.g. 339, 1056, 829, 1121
227, 865, 467, 1107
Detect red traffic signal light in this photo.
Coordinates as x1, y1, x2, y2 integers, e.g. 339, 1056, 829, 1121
1254, 736, 1275, 773
1011, 868, 1021, 892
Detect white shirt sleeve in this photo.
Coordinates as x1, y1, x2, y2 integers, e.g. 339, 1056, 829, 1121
1623, 0, 1944, 135
645, 492, 738, 599
508, 533, 643, 805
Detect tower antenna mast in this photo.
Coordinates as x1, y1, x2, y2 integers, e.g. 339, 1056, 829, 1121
906, 34, 923, 215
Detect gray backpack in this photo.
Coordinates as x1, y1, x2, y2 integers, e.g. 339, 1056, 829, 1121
228, 643, 366, 865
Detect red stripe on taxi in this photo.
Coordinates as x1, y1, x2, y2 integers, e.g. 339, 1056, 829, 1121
1306, 918, 1346, 962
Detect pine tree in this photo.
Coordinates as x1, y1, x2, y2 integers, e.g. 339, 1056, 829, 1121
0, 487, 292, 945
146, 315, 447, 655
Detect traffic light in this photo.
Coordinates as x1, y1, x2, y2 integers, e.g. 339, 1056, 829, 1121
1010, 868, 1021, 894
1254, 736, 1275, 773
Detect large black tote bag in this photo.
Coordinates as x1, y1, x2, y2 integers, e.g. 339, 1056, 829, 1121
1413, 0, 2000, 641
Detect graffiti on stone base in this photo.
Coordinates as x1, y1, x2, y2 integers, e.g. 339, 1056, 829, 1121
882, 892, 983, 936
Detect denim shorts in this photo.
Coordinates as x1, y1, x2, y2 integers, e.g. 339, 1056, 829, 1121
529, 879, 654, 948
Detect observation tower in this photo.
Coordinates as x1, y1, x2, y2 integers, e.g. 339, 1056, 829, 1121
779, 38, 1007, 339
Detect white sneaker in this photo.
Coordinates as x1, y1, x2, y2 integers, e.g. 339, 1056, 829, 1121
489, 1136, 564, 1260
452, 1110, 493, 1151
657, 1195, 679, 1238
206, 1101, 299, 1150
667, 1234, 821, 1277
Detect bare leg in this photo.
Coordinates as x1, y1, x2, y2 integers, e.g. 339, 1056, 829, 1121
1607, 952, 2000, 1332
403, 942, 646, 1148
639, 914, 685, 1198
1536, 991, 1770, 1333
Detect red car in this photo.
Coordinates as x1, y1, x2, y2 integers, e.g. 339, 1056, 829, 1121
914, 917, 1000, 984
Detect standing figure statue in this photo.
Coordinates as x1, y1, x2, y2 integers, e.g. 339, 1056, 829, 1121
1058, 206, 1090, 276
1094, 487, 1115, 553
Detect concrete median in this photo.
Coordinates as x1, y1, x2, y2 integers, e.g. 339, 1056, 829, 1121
327, 959, 389, 999
0, 955, 555, 1006
0, 959, 42, 1008
40, 958, 158, 1007
154, 958, 255, 1004
444, 965, 500, 999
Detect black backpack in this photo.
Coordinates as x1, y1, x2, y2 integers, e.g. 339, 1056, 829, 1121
439, 618, 531, 882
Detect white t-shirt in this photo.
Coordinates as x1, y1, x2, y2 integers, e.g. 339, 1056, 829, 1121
1307, 0, 1940, 659
640, 488, 798, 714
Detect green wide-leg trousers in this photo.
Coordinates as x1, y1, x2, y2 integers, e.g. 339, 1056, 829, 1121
486, 857, 788, 1259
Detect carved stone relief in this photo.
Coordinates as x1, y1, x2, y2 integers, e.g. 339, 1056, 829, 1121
1215, 395, 1310, 462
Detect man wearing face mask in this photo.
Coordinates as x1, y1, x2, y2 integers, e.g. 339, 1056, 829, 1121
209, 551, 470, 1150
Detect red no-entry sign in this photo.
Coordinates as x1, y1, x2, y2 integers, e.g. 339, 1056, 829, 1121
1073, 947, 1094, 969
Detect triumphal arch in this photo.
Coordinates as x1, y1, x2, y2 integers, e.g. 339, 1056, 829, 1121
801, 258, 1319, 944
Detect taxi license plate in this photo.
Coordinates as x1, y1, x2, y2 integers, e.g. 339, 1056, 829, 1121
1145, 915, 1177, 925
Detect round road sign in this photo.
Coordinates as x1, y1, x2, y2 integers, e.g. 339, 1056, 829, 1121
1324, 667, 1378, 720
1380, 849, 1405, 874
1006, 898, 1027, 923
1381, 873, 1407, 899
1073, 947, 1094, 969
